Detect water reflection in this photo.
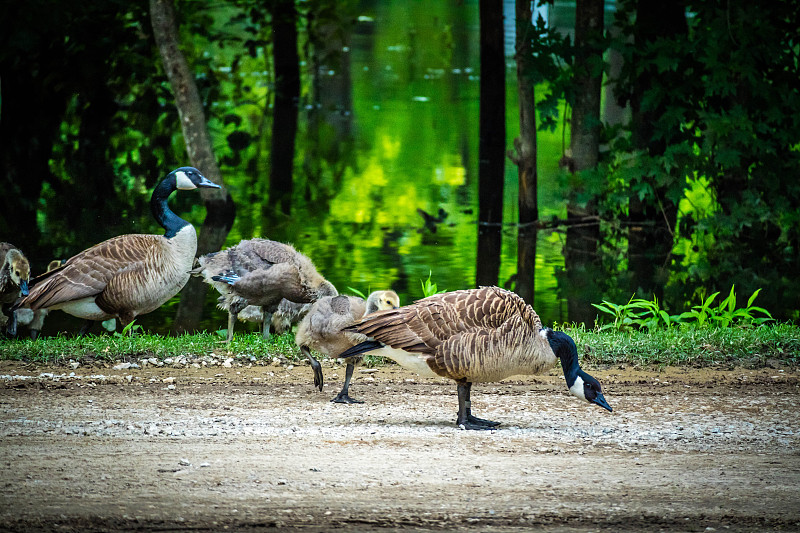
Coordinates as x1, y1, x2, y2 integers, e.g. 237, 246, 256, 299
39, 1, 570, 337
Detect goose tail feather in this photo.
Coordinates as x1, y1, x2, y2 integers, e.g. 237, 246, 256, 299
336, 340, 384, 360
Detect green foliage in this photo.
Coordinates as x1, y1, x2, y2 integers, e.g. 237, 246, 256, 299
596, 0, 800, 318
347, 287, 368, 300
114, 320, 143, 338
420, 271, 446, 298
593, 286, 772, 332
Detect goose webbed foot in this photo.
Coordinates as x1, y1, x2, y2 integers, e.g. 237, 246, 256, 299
330, 361, 363, 404
331, 391, 364, 404
301, 346, 324, 391
457, 418, 498, 431
466, 414, 501, 427
456, 381, 499, 431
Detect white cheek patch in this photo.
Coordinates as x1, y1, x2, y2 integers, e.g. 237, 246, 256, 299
539, 328, 549, 340
569, 375, 586, 401
175, 171, 196, 190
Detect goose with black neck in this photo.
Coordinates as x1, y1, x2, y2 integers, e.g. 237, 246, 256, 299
17, 167, 220, 335
335, 286, 612, 430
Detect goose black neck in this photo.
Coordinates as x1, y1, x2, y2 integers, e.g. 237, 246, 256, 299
547, 330, 582, 387
558, 351, 581, 387
151, 174, 190, 238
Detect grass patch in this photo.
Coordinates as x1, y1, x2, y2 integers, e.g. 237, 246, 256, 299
0, 331, 302, 365
1, 324, 798, 369
566, 323, 800, 368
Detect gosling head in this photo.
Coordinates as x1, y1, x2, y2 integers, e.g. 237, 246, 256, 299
544, 329, 612, 413
366, 290, 400, 314
5, 250, 30, 296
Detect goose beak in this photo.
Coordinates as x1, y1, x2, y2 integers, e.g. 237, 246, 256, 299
592, 393, 613, 412
197, 175, 222, 189
20, 280, 29, 297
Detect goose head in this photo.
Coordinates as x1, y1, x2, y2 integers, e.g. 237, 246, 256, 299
365, 290, 400, 314
5, 250, 30, 296
544, 329, 612, 412
171, 167, 221, 190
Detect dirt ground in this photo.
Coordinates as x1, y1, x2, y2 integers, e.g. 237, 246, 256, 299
1, 358, 799, 532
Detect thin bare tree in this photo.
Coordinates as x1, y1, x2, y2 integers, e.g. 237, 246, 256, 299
149, 0, 235, 333
510, 0, 538, 305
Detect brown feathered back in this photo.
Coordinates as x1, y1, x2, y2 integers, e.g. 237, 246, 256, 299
20, 232, 193, 322
201, 238, 336, 309
351, 286, 554, 382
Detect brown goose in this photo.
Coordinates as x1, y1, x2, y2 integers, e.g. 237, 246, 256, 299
0, 243, 31, 336
194, 238, 337, 342
295, 290, 400, 403
336, 286, 612, 430
16, 167, 220, 334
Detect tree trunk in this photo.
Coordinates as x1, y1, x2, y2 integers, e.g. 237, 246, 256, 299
303, 0, 355, 204
512, 0, 538, 305
268, 0, 301, 217
565, 0, 604, 324
627, 0, 686, 298
149, 0, 235, 334
476, 0, 506, 288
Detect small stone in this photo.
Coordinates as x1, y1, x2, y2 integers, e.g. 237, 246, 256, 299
277, 479, 287, 485
199, 462, 211, 468
69, 362, 80, 370
179, 458, 191, 466
112, 362, 131, 370
162, 377, 175, 383
167, 384, 176, 390
360, 368, 378, 374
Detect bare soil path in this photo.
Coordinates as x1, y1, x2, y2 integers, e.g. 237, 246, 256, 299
1, 360, 799, 532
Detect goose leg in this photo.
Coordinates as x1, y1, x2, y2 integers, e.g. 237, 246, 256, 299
4, 307, 18, 337
456, 381, 499, 430
78, 320, 96, 337
226, 311, 236, 343
261, 309, 272, 340
301, 345, 324, 391
332, 360, 364, 404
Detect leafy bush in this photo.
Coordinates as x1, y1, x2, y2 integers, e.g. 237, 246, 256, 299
593, 286, 772, 332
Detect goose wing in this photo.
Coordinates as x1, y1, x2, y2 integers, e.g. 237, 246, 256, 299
246, 239, 297, 265
356, 287, 540, 352
19, 234, 164, 311
352, 287, 544, 378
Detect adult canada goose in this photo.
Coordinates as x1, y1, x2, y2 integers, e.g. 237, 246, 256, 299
194, 238, 337, 342
295, 290, 400, 403
16, 167, 220, 334
0, 243, 31, 336
336, 286, 612, 430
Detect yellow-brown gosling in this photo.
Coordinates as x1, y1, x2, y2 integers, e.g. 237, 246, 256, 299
16, 167, 220, 334
295, 290, 400, 403
0, 243, 31, 336
13, 260, 63, 339
195, 238, 337, 342
336, 286, 612, 430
